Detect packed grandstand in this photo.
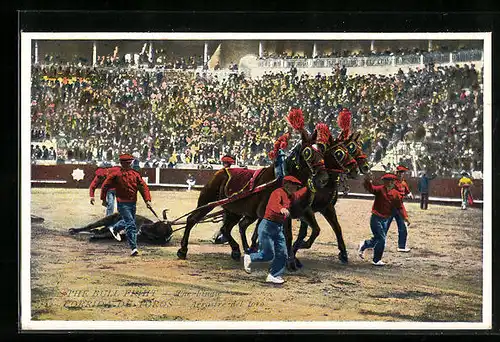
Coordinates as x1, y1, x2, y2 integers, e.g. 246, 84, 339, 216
30, 40, 484, 178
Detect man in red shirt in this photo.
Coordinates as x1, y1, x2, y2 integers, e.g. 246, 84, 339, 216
243, 175, 310, 284
386, 165, 413, 252
221, 155, 235, 169
89, 163, 120, 217
101, 154, 153, 256
357, 173, 410, 266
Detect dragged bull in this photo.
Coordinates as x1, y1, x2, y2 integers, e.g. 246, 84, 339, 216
68, 213, 173, 245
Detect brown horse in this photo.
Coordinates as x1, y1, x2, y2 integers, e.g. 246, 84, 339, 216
176, 132, 330, 260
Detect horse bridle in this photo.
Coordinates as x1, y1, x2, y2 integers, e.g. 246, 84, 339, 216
322, 142, 351, 174
346, 139, 368, 164
300, 144, 326, 177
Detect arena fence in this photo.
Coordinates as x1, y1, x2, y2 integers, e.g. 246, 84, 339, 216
30, 164, 483, 203
257, 49, 483, 69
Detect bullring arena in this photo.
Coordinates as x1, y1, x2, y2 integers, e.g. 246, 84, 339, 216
24, 34, 489, 326
30, 187, 483, 322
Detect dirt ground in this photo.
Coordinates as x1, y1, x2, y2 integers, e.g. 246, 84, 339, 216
29, 188, 484, 322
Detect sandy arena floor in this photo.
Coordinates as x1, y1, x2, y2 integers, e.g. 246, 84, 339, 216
28, 188, 484, 322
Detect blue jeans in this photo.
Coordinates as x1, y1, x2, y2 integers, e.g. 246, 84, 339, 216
360, 214, 389, 263
386, 208, 407, 249
274, 150, 286, 180
113, 202, 137, 250
249, 219, 288, 277
105, 190, 116, 217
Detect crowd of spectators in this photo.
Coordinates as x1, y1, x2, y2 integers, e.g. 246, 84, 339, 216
30, 59, 483, 177
42, 47, 205, 70
153, 50, 204, 70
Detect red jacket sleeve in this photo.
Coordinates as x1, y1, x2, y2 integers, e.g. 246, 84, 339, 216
89, 175, 101, 197
137, 173, 152, 202
291, 186, 308, 203
100, 171, 116, 201
389, 189, 408, 220
89, 168, 106, 197
265, 188, 286, 219
364, 179, 382, 195
401, 180, 411, 196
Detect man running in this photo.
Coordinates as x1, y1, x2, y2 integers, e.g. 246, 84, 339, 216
101, 154, 153, 256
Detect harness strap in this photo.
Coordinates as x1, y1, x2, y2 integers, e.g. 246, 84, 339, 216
325, 168, 344, 173
169, 178, 280, 224
307, 177, 317, 207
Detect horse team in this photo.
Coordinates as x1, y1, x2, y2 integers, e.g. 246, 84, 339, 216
176, 107, 370, 270
70, 107, 370, 271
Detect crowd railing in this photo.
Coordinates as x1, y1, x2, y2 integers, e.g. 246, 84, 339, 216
257, 49, 483, 69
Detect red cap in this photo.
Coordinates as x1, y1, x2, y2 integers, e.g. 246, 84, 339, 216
221, 155, 235, 164
119, 154, 134, 162
396, 165, 409, 172
283, 175, 302, 185
381, 173, 398, 181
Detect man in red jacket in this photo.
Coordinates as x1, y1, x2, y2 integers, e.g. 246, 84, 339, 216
243, 175, 310, 284
89, 163, 120, 217
221, 155, 235, 169
357, 173, 410, 266
386, 165, 413, 252
101, 154, 153, 256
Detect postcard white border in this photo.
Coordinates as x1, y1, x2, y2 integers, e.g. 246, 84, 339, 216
20, 31, 492, 331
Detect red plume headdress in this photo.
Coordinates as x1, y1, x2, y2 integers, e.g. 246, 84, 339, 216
286, 108, 305, 131
268, 133, 290, 160
315, 123, 331, 145
337, 108, 352, 140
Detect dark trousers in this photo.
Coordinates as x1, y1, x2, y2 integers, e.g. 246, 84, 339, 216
249, 219, 288, 277
420, 193, 429, 210
360, 214, 389, 263
386, 208, 407, 249
114, 202, 137, 250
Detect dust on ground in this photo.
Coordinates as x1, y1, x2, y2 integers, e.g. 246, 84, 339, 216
29, 188, 484, 322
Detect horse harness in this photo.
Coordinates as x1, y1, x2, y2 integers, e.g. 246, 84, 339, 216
284, 143, 323, 208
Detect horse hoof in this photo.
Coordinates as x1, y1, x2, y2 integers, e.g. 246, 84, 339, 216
213, 235, 228, 245
231, 250, 241, 261
177, 249, 187, 260
339, 252, 348, 264
295, 258, 303, 269
286, 259, 297, 272
68, 228, 77, 235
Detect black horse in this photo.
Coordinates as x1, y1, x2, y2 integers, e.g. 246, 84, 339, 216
287, 130, 371, 269
240, 130, 370, 270
237, 130, 359, 269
